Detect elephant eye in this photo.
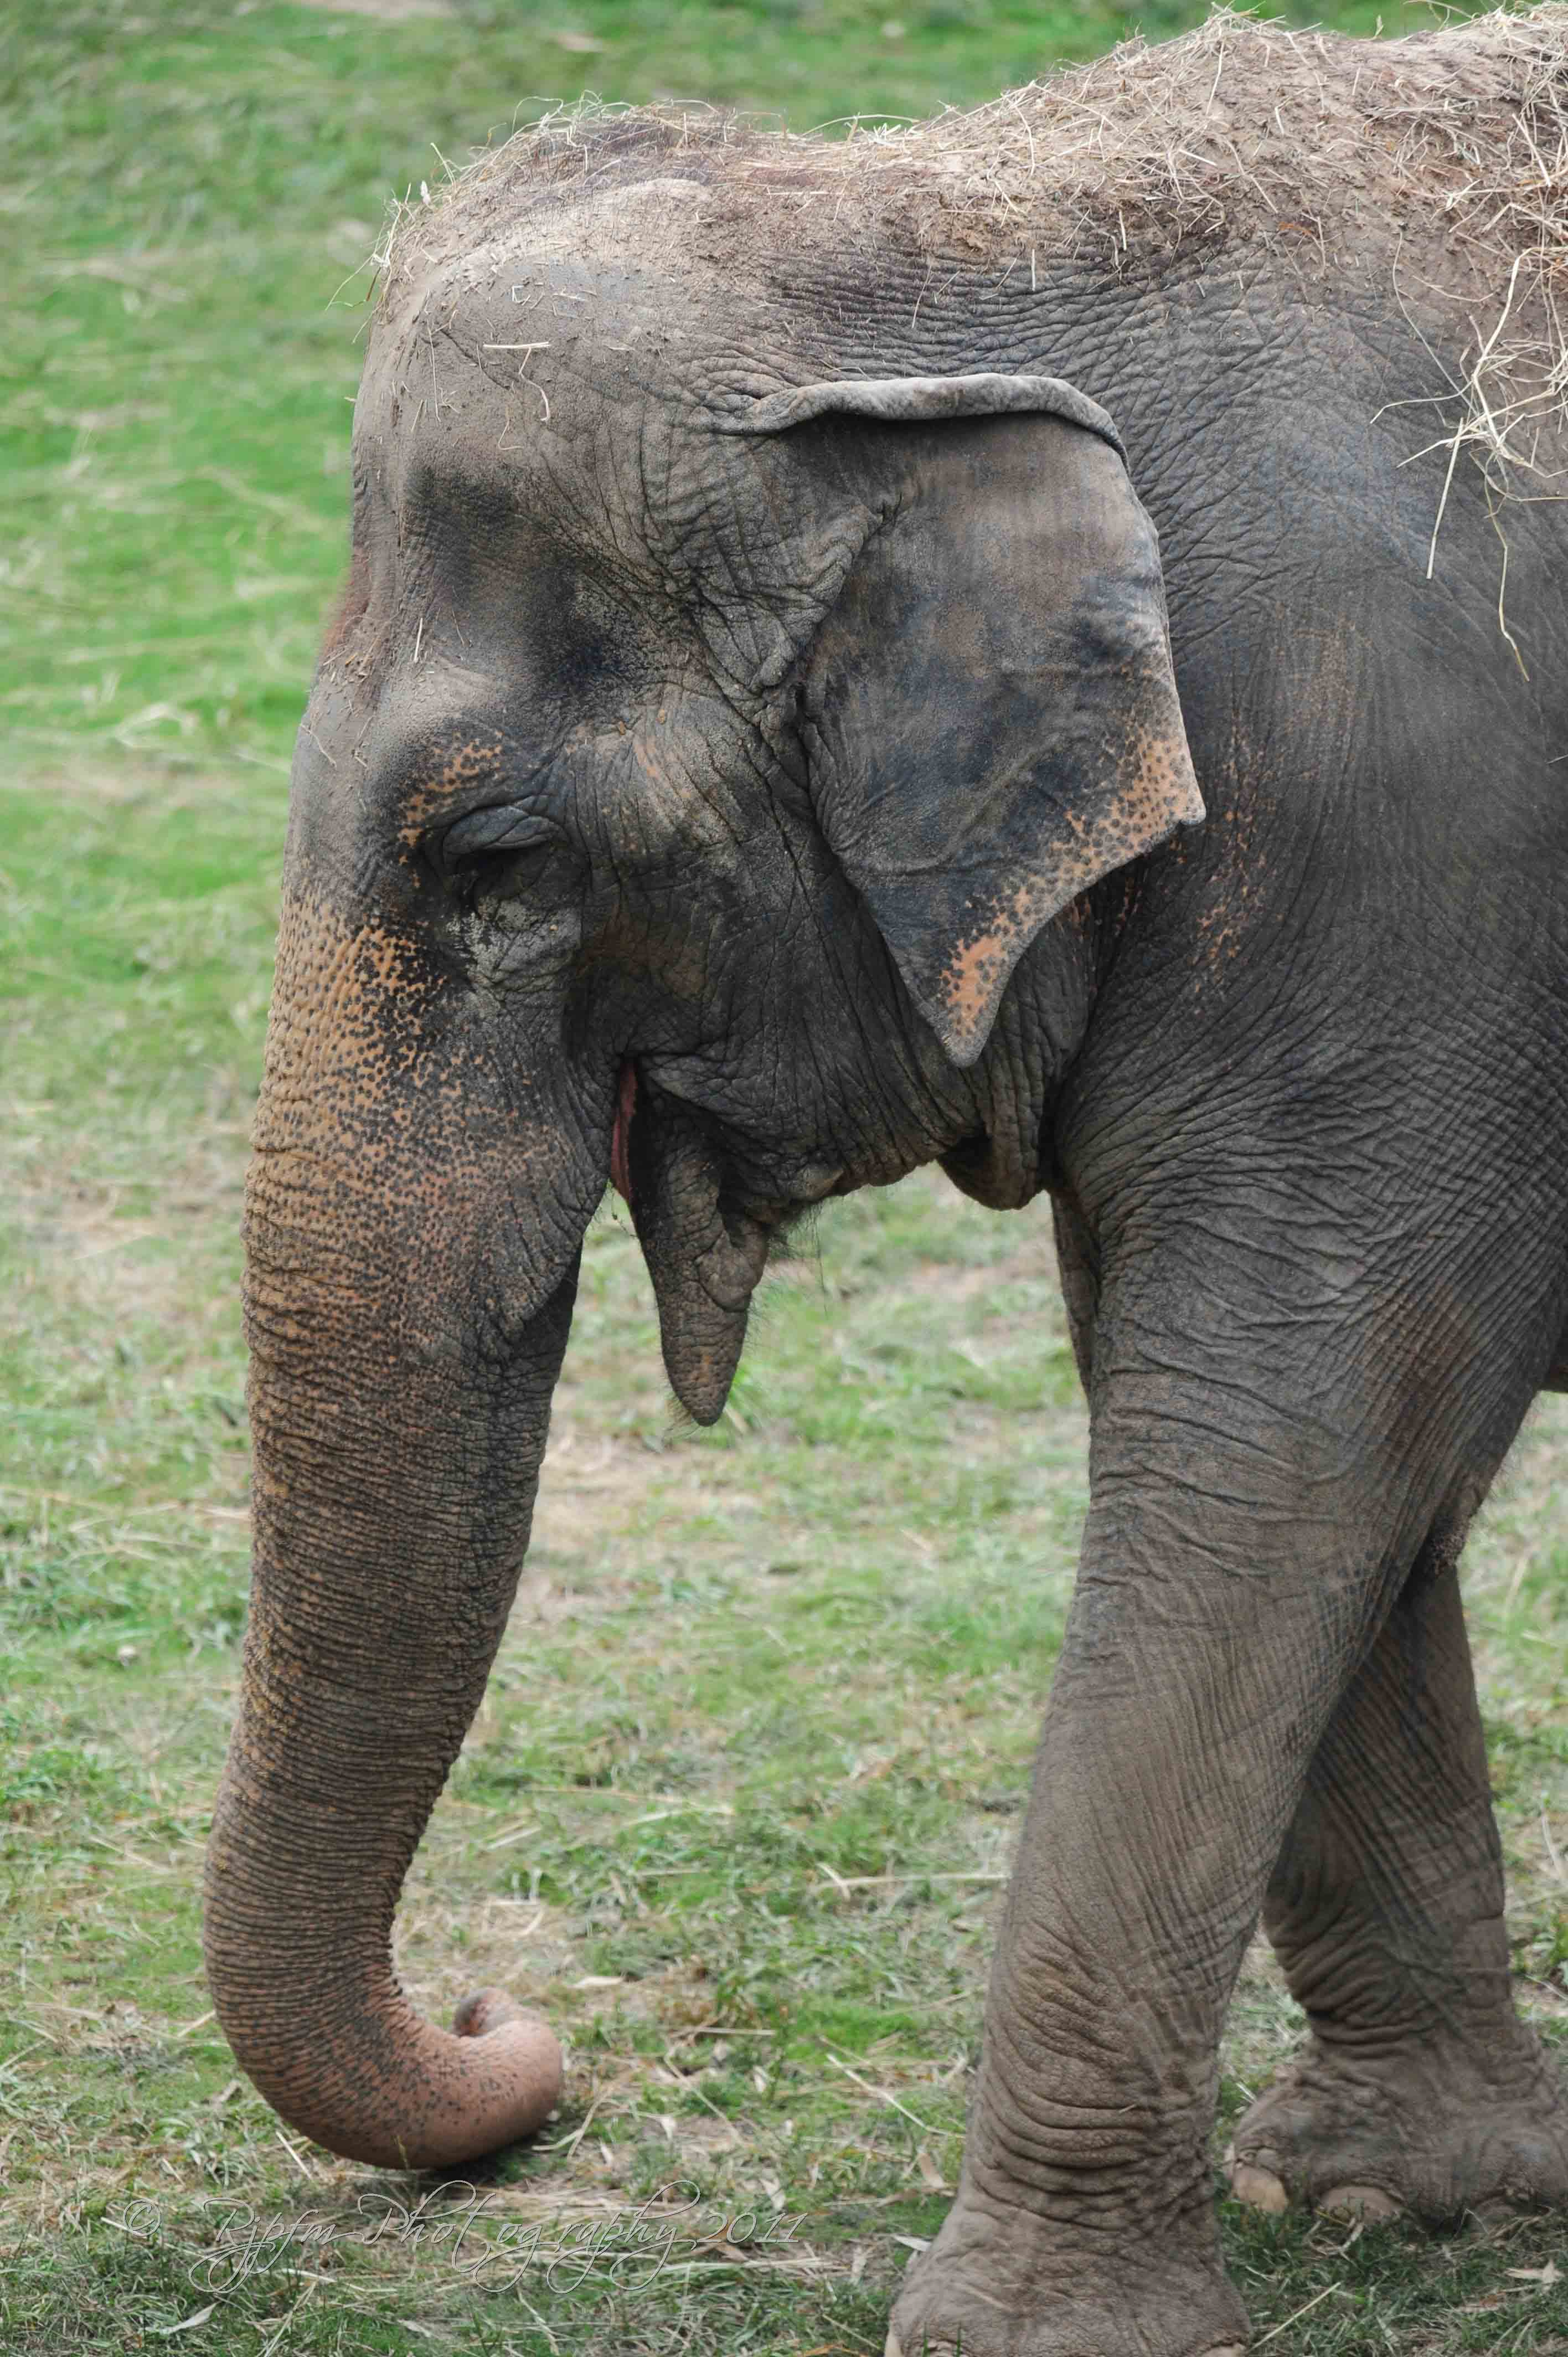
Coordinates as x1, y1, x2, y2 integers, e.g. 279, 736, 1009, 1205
438, 806, 571, 915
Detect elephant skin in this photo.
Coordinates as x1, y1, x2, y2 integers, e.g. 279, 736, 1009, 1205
206, 14, 1568, 2353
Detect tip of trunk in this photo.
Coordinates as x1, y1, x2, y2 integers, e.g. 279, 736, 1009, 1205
205, 1768, 564, 2169
209, 1917, 563, 2169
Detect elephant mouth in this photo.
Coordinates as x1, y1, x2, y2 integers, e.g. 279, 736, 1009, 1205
610, 1060, 839, 1422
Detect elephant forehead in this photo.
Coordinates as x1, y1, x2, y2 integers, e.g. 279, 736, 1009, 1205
370, 179, 732, 439
360, 256, 700, 531
337, 261, 832, 850
358, 248, 811, 615
381, 174, 726, 317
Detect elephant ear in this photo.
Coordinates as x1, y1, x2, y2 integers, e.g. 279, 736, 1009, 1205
730, 373, 1204, 1066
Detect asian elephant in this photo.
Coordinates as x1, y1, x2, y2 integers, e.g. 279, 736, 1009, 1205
205, 13, 1568, 2353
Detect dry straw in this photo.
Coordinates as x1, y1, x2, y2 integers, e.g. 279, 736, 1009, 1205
381, 7, 1568, 552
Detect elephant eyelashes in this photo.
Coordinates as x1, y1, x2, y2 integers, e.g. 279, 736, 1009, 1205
458, 842, 564, 915
436, 807, 573, 918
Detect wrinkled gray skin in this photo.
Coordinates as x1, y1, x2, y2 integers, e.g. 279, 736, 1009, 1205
206, 69, 1568, 2357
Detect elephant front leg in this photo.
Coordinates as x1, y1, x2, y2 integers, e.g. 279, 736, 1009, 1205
888, 1282, 1439, 2357
1229, 1543, 1568, 2224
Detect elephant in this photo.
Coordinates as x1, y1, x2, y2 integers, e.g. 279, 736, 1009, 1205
204, 12, 1568, 2354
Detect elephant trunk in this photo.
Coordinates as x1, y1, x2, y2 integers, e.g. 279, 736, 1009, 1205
204, 894, 592, 2168
204, 1242, 576, 2167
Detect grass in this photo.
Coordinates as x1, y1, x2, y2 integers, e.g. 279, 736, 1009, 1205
2, 1, 1564, 2353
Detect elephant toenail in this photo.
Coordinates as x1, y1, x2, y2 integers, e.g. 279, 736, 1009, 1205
1229, 2160, 1290, 2213
1319, 2182, 1402, 2221
883, 2334, 903, 2357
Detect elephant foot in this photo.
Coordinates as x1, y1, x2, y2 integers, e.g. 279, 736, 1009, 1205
885, 2201, 1249, 2357
1227, 2027, 1568, 2225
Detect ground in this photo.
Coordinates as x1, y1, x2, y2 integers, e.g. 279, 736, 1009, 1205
2, 3, 1566, 2353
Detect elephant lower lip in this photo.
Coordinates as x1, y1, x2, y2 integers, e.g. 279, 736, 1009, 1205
626, 1088, 766, 1424
610, 1062, 637, 1207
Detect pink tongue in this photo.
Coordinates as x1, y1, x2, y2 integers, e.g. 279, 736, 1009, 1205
610, 1062, 636, 1207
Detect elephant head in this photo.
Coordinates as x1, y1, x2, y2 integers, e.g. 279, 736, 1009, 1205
204, 204, 1201, 2168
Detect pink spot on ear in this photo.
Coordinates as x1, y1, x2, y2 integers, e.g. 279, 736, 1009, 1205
610, 1061, 636, 1207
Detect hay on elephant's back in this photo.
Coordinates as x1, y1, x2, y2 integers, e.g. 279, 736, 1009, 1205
383, 6, 1568, 508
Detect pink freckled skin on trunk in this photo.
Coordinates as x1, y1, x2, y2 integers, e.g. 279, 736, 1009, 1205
611, 1061, 637, 1207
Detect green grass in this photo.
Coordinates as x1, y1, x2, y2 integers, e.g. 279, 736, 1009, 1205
3, 2, 1565, 2353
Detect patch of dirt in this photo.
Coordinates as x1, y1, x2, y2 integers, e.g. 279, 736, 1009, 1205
11, 1142, 248, 1337
13, 1187, 183, 1328
398, 1885, 579, 2018
527, 1427, 655, 1574
896, 1241, 1061, 1307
